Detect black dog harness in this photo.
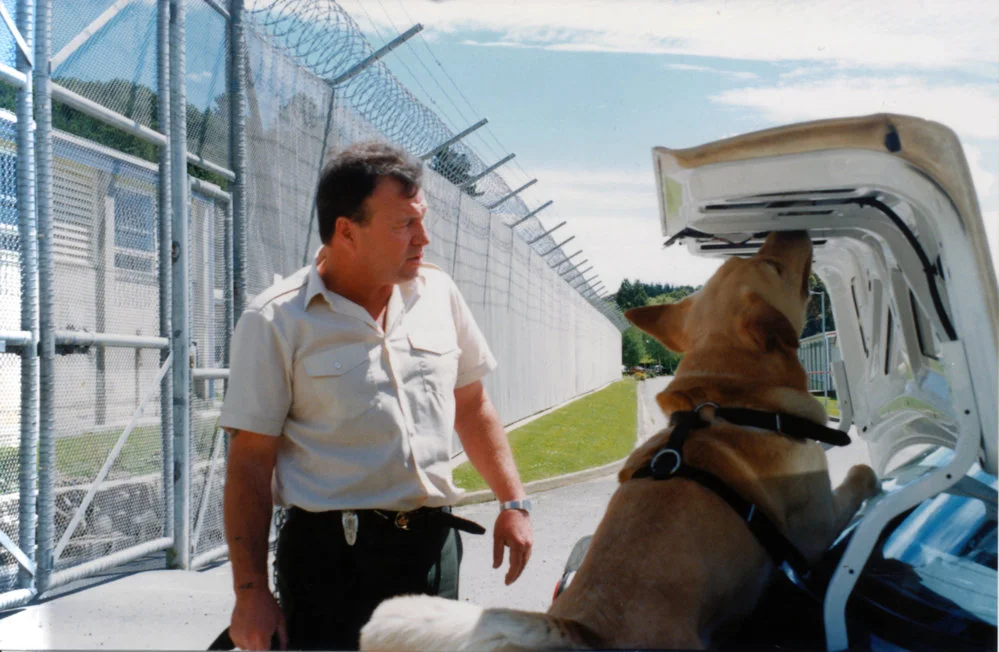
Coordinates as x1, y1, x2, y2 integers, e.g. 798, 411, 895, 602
630, 404, 851, 577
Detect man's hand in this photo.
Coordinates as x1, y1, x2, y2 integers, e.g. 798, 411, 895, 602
230, 586, 288, 650
492, 508, 533, 585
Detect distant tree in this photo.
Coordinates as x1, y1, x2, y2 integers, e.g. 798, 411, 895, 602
647, 286, 697, 306
617, 280, 698, 374
640, 334, 681, 373
429, 147, 483, 197
615, 279, 648, 311
622, 327, 645, 367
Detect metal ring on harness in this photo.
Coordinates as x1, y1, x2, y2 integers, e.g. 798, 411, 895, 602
650, 448, 682, 479
693, 401, 720, 417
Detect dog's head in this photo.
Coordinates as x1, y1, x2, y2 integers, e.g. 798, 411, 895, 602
625, 231, 813, 358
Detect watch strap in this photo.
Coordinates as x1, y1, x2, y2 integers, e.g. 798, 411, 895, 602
499, 498, 532, 514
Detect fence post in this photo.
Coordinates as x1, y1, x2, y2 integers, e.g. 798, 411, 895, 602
157, 0, 174, 548
450, 194, 461, 278
15, 0, 37, 597
32, 0, 54, 595
483, 208, 492, 307
168, 0, 192, 570
229, 0, 247, 320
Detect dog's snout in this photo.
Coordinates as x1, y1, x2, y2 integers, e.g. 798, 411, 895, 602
757, 231, 812, 261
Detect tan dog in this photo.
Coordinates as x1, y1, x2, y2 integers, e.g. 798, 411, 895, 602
361, 231, 879, 650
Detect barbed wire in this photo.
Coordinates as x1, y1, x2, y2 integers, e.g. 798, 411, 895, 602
246, 0, 626, 328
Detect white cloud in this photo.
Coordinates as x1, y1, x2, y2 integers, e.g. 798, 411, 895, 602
664, 63, 758, 81
569, 214, 724, 291
459, 39, 532, 49
711, 76, 999, 140
964, 144, 998, 201
337, 0, 999, 71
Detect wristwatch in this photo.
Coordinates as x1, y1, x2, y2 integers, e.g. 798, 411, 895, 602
499, 498, 532, 515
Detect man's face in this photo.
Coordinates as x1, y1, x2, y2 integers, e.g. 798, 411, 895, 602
352, 176, 431, 285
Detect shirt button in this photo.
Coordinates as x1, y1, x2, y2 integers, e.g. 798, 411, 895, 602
334, 362, 341, 369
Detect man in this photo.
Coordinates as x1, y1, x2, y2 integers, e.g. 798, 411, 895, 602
220, 142, 534, 650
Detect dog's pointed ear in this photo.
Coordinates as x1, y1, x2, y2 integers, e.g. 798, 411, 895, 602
739, 293, 800, 352
625, 298, 693, 353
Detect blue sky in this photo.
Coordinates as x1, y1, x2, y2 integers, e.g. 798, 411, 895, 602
336, 0, 999, 293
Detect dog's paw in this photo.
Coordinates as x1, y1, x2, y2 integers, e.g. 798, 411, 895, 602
846, 464, 880, 499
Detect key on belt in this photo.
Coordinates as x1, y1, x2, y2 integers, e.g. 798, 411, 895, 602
341, 510, 358, 546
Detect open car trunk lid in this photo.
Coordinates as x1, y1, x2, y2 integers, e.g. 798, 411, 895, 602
651, 114, 997, 650
653, 113, 996, 476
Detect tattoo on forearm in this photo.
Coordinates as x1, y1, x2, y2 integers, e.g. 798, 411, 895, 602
237, 581, 256, 591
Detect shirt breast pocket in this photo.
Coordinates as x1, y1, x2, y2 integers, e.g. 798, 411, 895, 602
301, 344, 380, 422
408, 331, 459, 398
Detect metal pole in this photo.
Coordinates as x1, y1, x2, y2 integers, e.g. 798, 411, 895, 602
331, 24, 423, 86
565, 265, 593, 284
507, 200, 552, 229
33, 0, 55, 595
169, 0, 192, 570
450, 201, 461, 278
551, 249, 582, 270
539, 235, 574, 258
229, 0, 247, 319
487, 178, 536, 210
50, 0, 129, 69
0, 2, 32, 67
483, 202, 493, 307
0, 62, 27, 87
157, 0, 174, 551
526, 221, 565, 246
15, 0, 37, 598
50, 84, 166, 146
419, 118, 487, 161
460, 153, 514, 189
572, 274, 598, 289
302, 89, 334, 266
559, 259, 587, 278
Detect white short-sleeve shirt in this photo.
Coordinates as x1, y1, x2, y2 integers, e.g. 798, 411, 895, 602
218, 261, 497, 512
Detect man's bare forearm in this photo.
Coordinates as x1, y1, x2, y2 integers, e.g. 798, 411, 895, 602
224, 436, 277, 592
454, 382, 525, 502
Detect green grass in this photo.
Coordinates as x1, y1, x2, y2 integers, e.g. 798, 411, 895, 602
453, 379, 638, 491
0, 414, 221, 494
53, 425, 164, 480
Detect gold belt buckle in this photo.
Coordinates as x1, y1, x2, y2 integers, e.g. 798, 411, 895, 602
393, 511, 410, 530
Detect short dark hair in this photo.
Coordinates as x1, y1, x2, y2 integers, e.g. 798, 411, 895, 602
315, 141, 423, 244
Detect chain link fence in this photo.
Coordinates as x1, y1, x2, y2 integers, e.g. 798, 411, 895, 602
0, 0, 626, 607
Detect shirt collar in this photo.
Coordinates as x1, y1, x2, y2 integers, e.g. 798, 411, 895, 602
305, 247, 427, 324
304, 252, 331, 309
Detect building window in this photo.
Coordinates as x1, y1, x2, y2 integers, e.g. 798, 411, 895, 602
113, 188, 155, 273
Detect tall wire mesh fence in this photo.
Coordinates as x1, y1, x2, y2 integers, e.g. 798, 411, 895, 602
0, 112, 21, 596
0, 0, 626, 607
246, 0, 623, 324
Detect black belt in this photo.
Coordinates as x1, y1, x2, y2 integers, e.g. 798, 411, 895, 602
289, 505, 486, 535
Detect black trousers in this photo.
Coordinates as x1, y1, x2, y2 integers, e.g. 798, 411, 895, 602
276, 507, 463, 651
